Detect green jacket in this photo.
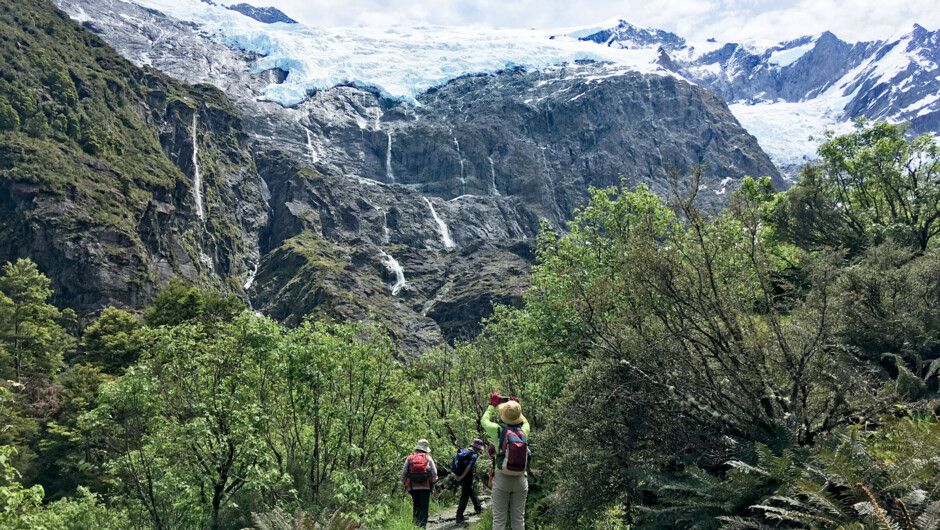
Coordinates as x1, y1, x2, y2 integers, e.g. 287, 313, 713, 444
480, 405, 530, 442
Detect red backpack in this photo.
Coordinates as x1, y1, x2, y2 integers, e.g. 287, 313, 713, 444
407, 452, 430, 484
496, 424, 529, 476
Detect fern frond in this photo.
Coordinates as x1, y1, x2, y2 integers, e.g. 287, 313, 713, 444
914, 500, 940, 530
793, 479, 853, 518
716, 515, 776, 529
754, 503, 838, 525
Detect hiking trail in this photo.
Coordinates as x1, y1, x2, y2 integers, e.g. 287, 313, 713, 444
426, 492, 491, 529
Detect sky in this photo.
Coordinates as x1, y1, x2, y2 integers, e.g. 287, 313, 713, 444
231, 0, 940, 45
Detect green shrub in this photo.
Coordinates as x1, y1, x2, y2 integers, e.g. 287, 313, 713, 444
0, 95, 18, 130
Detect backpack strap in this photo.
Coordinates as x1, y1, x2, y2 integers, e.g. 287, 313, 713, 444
497, 422, 522, 451
498, 423, 508, 452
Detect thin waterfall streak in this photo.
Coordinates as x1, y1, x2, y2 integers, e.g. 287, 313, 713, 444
305, 127, 318, 164
191, 113, 204, 220
488, 156, 500, 196
454, 136, 466, 193
423, 197, 455, 249
385, 132, 394, 182
381, 208, 391, 244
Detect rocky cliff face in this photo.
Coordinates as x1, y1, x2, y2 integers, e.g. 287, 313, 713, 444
33, 0, 787, 351
287, 64, 782, 226
223, 3, 297, 24
0, 1, 266, 311
250, 150, 538, 350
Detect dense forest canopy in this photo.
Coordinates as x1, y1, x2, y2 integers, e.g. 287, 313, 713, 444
2, 116, 940, 528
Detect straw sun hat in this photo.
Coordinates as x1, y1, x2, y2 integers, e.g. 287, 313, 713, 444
498, 400, 522, 424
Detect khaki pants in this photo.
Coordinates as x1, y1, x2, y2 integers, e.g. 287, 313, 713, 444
492, 471, 527, 530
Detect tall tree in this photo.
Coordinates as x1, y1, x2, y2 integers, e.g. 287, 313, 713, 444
776, 120, 940, 252
80, 307, 142, 374
90, 314, 280, 529
0, 259, 74, 381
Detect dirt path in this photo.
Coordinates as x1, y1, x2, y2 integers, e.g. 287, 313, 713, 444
426, 493, 491, 529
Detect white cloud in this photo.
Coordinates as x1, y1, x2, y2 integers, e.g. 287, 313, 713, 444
232, 0, 939, 44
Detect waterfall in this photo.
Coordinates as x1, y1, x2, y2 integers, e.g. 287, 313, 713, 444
385, 132, 395, 182
305, 128, 319, 164
453, 136, 466, 192
243, 262, 259, 291
259, 177, 272, 201
191, 113, 204, 220
380, 208, 391, 244
379, 251, 406, 296
488, 156, 500, 196
423, 197, 455, 250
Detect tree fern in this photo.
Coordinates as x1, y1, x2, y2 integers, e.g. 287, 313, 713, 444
643, 415, 940, 529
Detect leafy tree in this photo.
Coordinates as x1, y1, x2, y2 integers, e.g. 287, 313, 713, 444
0, 445, 44, 529
262, 320, 419, 509
482, 179, 886, 524
85, 309, 440, 528
143, 278, 244, 328
42, 63, 78, 107
0, 381, 38, 482
0, 259, 74, 382
0, 444, 129, 529
38, 364, 115, 500
80, 308, 142, 374
7, 86, 36, 122
836, 243, 940, 379
89, 313, 280, 529
776, 120, 940, 252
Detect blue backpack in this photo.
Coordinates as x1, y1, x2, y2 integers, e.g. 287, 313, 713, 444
451, 448, 474, 475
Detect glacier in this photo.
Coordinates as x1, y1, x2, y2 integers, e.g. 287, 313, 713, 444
731, 27, 938, 171
124, 0, 669, 106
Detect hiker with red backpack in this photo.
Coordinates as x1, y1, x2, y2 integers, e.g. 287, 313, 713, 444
401, 439, 439, 527
452, 438, 485, 524
481, 393, 530, 530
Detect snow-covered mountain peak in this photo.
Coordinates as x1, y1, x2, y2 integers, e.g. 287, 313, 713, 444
114, 0, 673, 106
567, 18, 687, 51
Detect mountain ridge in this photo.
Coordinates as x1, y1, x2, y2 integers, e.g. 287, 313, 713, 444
578, 19, 940, 169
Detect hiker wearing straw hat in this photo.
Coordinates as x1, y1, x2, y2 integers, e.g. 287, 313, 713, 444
481, 393, 531, 530
401, 438, 439, 527
452, 438, 485, 524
